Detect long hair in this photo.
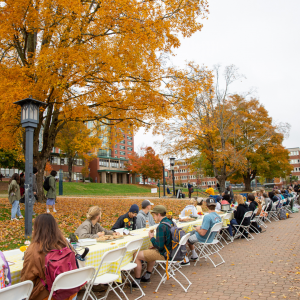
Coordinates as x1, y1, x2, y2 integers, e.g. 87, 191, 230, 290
9, 173, 20, 185
32, 214, 68, 254
236, 195, 244, 205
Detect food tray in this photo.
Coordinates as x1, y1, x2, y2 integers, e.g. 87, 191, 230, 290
96, 236, 125, 243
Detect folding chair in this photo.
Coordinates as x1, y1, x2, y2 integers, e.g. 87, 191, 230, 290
284, 197, 293, 214
193, 222, 225, 268
250, 208, 260, 234
154, 233, 192, 293
120, 238, 145, 300
85, 247, 128, 300
232, 211, 254, 241
46, 266, 96, 300
217, 213, 233, 244
254, 205, 268, 228
0, 280, 33, 300
268, 201, 280, 221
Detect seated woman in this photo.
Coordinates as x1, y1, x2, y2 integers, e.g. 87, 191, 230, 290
180, 199, 198, 217
21, 214, 77, 300
227, 195, 250, 237
75, 206, 117, 239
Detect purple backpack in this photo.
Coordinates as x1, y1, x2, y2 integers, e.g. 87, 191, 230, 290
0, 251, 11, 288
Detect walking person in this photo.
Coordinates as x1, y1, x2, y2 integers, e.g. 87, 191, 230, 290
46, 170, 57, 213
8, 173, 23, 221
188, 181, 193, 198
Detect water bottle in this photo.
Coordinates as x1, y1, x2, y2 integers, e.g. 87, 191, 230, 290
146, 220, 149, 228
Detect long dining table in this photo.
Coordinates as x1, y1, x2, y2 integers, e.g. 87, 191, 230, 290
6, 211, 234, 284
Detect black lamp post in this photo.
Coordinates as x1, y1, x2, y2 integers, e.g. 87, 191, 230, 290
14, 96, 45, 238
169, 157, 176, 196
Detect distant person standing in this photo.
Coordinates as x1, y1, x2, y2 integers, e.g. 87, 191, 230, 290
205, 185, 215, 195
0, 173, 2, 181
45, 170, 57, 213
217, 182, 220, 193
188, 182, 193, 198
8, 173, 23, 221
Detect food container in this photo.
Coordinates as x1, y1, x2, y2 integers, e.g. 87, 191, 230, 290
221, 204, 230, 211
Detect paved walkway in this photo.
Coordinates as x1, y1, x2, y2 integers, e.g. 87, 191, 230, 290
78, 213, 300, 300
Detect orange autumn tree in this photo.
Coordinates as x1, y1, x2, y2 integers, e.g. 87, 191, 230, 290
0, 0, 209, 198
227, 95, 292, 191
158, 65, 290, 192
126, 147, 163, 184
55, 121, 100, 182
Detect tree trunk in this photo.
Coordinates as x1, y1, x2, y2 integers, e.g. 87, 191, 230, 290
243, 170, 256, 192
243, 175, 252, 192
36, 157, 47, 202
216, 175, 226, 193
68, 158, 73, 182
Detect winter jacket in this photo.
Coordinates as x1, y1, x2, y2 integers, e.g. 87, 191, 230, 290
248, 200, 258, 212
46, 175, 56, 199
75, 219, 113, 239
21, 244, 49, 300
8, 180, 21, 204
234, 204, 250, 226
111, 212, 137, 231
264, 197, 273, 211
136, 210, 155, 229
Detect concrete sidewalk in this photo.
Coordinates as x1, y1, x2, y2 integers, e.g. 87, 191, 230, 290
78, 213, 300, 300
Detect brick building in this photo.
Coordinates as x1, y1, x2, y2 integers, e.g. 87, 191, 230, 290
173, 159, 217, 189
89, 128, 135, 184
288, 147, 300, 181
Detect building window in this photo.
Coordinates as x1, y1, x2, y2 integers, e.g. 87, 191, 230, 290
128, 152, 132, 155
127, 141, 133, 145
127, 136, 132, 140
120, 151, 126, 155
120, 145, 125, 150
99, 159, 109, 167
115, 150, 118, 154
111, 160, 119, 168
127, 147, 133, 151
120, 140, 125, 144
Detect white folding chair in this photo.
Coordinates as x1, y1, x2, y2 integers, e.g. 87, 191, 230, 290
0, 280, 33, 300
154, 233, 192, 293
47, 266, 96, 300
232, 211, 254, 241
85, 247, 128, 300
254, 205, 268, 229
193, 222, 225, 268
268, 201, 280, 221
249, 208, 260, 234
217, 213, 233, 244
120, 238, 145, 300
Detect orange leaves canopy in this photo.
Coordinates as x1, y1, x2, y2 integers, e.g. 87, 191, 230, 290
0, 0, 209, 157
126, 147, 163, 182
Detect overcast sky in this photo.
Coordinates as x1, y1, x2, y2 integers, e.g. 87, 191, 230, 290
135, 0, 300, 156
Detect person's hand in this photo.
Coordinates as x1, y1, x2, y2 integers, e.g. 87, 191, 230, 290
113, 232, 120, 236
97, 232, 105, 237
195, 226, 201, 232
148, 230, 154, 239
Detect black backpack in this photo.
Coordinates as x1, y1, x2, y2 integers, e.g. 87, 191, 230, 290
43, 176, 51, 191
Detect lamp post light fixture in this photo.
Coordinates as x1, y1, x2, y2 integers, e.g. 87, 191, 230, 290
14, 96, 45, 238
169, 157, 176, 196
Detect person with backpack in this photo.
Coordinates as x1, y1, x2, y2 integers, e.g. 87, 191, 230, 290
181, 198, 221, 266
187, 182, 193, 198
133, 205, 173, 286
21, 214, 78, 300
8, 173, 23, 221
44, 170, 57, 213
